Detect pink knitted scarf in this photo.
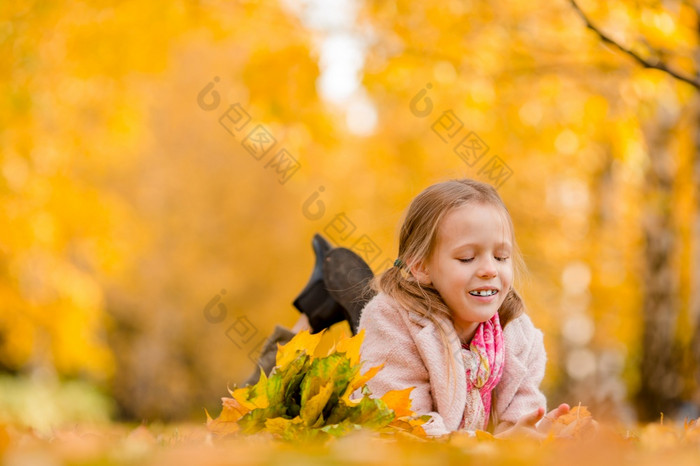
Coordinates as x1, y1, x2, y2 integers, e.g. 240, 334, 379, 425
459, 312, 505, 430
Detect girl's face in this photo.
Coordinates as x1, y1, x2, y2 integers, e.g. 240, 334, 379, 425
413, 202, 514, 342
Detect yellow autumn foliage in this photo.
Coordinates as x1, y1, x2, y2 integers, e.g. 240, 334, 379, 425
1, 0, 699, 425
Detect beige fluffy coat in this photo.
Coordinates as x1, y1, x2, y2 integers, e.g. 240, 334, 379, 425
358, 292, 547, 436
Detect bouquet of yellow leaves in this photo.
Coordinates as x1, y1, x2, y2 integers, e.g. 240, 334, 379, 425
206, 328, 428, 442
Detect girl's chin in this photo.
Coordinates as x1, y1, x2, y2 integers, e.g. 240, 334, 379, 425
453, 310, 499, 326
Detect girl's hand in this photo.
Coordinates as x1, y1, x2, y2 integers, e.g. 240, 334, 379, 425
493, 407, 545, 439
493, 404, 570, 439
535, 403, 570, 434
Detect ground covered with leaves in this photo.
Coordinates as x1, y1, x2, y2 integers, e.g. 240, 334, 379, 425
4, 330, 700, 465
5, 419, 700, 465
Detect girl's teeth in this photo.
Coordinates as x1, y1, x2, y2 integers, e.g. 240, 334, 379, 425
470, 290, 496, 296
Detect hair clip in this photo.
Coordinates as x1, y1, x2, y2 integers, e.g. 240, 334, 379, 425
393, 258, 404, 268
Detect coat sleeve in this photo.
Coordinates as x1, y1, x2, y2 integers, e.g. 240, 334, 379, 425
492, 314, 547, 428
358, 295, 451, 437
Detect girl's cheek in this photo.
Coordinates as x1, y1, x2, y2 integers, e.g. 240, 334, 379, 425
501, 264, 514, 281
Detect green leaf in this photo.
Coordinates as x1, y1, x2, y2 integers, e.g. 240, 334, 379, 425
326, 400, 352, 426
320, 421, 362, 437
327, 396, 395, 429
264, 417, 305, 440
300, 352, 356, 421
238, 407, 277, 435
300, 382, 333, 426
267, 351, 310, 408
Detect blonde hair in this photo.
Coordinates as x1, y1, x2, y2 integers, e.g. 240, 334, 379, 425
372, 179, 526, 361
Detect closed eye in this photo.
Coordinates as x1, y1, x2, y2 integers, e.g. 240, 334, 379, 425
495, 256, 510, 262
458, 258, 474, 263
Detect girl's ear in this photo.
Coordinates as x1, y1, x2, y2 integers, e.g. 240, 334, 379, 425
411, 260, 432, 285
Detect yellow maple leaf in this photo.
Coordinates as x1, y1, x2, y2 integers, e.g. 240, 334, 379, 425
315, 321, 353, 358
276, 330, 324, 368
475, 429, 496, 441
334, 328, 365, 366
230, 370, 269, 410
265, 417, 304, 438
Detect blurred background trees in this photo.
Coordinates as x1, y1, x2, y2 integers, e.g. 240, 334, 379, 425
1, 0, 698, 425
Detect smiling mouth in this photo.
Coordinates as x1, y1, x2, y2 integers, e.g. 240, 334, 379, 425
469, 289, 498, 297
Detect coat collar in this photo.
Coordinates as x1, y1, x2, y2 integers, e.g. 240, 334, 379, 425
411, 312, 467, 431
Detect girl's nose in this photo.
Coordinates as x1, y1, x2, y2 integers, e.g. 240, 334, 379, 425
477, 258, 498, 278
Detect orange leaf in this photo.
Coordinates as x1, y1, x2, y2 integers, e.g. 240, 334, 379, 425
380, 387, 415, 418
342, 364, 384, 404
551, 405, 595, 438
554, 405, 592, 425
206, 396, 250, 436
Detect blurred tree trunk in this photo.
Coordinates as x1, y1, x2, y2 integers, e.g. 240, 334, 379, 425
691, 95, 700, 410
636, 108, 683, 421
566, 0, 700, 423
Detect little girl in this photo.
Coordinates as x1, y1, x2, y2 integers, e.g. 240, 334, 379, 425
359, 179, 569, 437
